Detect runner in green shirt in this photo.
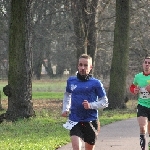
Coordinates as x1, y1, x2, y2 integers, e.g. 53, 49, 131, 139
130, 56, 150, 150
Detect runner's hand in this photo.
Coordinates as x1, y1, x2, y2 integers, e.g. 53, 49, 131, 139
61, 111, 69, 117
82, 100, 91, 109
146, 85, 150, 92
134, 86, 140, 94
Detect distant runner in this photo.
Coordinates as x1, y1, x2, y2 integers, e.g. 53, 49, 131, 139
130, 56, 150, 150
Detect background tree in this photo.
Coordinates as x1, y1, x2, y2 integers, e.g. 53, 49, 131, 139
1, 1, 150, 109
3, 0, 35, 121
31, 0, 75, 79
71, 0, 98, 70
108, 0, 130, 109
0, 0, 10, 79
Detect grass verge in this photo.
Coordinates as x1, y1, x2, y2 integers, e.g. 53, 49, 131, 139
0, 99, 137, 150
0, 80, 137, 150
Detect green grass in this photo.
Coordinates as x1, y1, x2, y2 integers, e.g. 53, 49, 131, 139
0, 107, 136, 150
32, 80, 66, 92
1, 92, 64, 100
99, 109, 136, 126
0, 108, 136, 150
0, 79, 65, 100
32, 92, 64, 99
0, 116, 69, 150
0, 80, 137, 150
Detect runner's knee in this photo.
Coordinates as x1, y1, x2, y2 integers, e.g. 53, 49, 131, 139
138, 118, 147, 133
138, 117, 147, 126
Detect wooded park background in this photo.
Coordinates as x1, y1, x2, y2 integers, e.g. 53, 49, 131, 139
0, 0, 150, 120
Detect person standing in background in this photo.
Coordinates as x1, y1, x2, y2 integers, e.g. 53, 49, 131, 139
61, 54, 108, 150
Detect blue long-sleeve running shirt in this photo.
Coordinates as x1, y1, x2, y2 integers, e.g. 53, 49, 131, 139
66, 76, 107, 122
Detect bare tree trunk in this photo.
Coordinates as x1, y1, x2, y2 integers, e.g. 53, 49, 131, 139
71, 0, 98, 69
4, 0, 35, 121
0, 91, 3, 110
108, 0, 130, 109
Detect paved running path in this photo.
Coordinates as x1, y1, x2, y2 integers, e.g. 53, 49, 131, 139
58, 118, 149, 150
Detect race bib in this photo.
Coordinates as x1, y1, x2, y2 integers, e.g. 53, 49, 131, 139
139, 87, 150, 99
63, 120, 78, 130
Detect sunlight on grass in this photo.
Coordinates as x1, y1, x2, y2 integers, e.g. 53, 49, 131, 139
32, 92, 64, 99
0, 116, 70, 150
0, 80, 66, 100
99, 109, 136, 126
0, 106, 136, 150
0, 80, 137, 150
32, 79, 66, 92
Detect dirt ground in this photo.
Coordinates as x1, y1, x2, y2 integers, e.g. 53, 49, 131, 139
1, 99, 63, 111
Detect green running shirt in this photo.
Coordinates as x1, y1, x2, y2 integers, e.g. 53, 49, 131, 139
133, 72, 150, 108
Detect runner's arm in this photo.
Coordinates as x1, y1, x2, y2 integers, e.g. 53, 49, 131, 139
129, 84, 139, 94
89, 96, 108, 109
62, 92, 71, 112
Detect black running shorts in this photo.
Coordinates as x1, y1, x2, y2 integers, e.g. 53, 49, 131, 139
137, 104, 150, 121
70, 120, 98, 145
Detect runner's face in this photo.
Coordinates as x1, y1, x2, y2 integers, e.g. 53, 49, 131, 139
78, 58, 92, 75
143, 58, 150, 73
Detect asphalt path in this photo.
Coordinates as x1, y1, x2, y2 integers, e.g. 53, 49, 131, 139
58, 117, 149, 150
